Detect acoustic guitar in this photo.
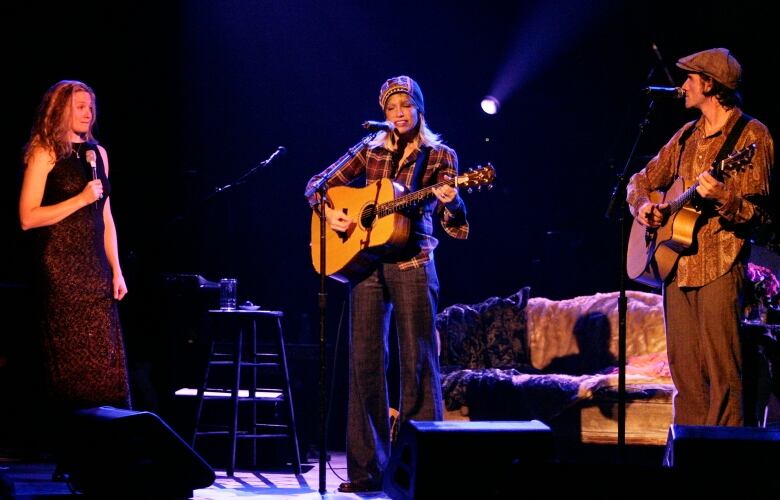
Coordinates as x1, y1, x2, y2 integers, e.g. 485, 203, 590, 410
311, 164, 496, 283
626, 144, 756, 288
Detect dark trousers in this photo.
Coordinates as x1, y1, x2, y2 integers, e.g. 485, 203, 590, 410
663, 264, 745, 426
346, 262, 442, 483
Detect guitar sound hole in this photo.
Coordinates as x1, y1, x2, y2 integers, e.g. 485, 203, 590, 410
361, 205, 377, 228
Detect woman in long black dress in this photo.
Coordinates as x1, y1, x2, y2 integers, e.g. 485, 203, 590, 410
19, 80, 130, 411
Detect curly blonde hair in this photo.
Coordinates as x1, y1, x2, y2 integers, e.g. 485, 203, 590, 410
24, 80, 97, 163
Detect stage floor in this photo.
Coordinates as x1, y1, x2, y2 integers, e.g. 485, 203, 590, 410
5, 443, 779, 498
1, 450, 386, 499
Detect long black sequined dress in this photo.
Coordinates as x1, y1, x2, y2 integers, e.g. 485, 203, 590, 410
31, 143, 130, 410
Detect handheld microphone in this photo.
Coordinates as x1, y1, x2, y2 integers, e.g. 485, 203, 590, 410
642, 86, 685, 99
85, 149, 97, 180
362, 120, 394, 133
85, 149, 101, 208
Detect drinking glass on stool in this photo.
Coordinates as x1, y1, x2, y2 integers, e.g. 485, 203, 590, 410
219, 279, 237, 310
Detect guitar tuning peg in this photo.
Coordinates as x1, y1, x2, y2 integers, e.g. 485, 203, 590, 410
488, 184, 494, 190
467, 187, 473, 194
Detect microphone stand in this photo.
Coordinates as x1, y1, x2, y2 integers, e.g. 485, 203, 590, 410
208, 147, 286, 201
164, 147, 287, 229
605, 95, 656, 464
120, 145, 287, 464
305, 133, 377, 494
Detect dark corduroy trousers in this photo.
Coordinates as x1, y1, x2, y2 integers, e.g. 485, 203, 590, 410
664, 263, 745, 426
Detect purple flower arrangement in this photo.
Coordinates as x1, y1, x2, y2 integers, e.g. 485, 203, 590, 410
745, 263, 780, 322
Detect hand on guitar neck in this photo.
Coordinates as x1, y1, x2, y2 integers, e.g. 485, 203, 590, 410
695, 169, 731, 207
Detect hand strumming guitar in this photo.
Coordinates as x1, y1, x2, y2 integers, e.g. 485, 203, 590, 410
637, 202, 669, 228
324, 205, 354, 232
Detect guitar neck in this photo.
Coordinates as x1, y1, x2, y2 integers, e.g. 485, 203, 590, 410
665, 143, 755, 215
377, 180, 452, 217
668, 180, 700, 214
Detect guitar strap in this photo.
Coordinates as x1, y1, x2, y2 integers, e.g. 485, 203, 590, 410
715, 113, 751, 165
398, 145, 430, 192
674, 121, 697, 178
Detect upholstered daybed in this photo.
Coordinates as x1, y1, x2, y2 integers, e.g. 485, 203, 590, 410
436, 288, 673, 445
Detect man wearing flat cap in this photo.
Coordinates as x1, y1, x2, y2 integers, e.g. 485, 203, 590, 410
627, 48, 774, 426
305, 76, 468, 493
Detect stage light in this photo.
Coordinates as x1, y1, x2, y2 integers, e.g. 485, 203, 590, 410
480, 96, 500, 115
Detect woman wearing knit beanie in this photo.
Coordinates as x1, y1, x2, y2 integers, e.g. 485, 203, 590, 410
305, 75, 469, 493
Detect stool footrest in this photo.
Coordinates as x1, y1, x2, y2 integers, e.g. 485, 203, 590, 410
206, 361, 281, 368
194, 430, 292, 438
252, 423, 290, 429
236, 434, 290, 440
202, 396, 284, 402
176, 387, 284, 400
210, 351, 280, 358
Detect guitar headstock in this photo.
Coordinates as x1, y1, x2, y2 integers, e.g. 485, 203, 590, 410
456, 163, 496, 192
713, 143, 756, 177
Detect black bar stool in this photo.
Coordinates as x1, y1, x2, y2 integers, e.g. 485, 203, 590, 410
191, 309, 301, 476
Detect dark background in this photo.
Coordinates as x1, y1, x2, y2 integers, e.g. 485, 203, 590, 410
2, 0, 778, 458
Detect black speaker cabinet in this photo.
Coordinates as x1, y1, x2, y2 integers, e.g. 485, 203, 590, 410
57, 406, 215, 498
383, 420, 553, 499
664, 424, 780, 469
663, 425, 780, 494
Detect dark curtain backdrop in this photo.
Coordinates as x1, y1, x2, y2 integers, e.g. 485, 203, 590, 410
2, 0, 778, 451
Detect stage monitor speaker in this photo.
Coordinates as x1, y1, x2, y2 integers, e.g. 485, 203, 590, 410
664, 424, 780, 470
57, 406, 215, 498
663, 425, 780, 494
383, 420, 553, 499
